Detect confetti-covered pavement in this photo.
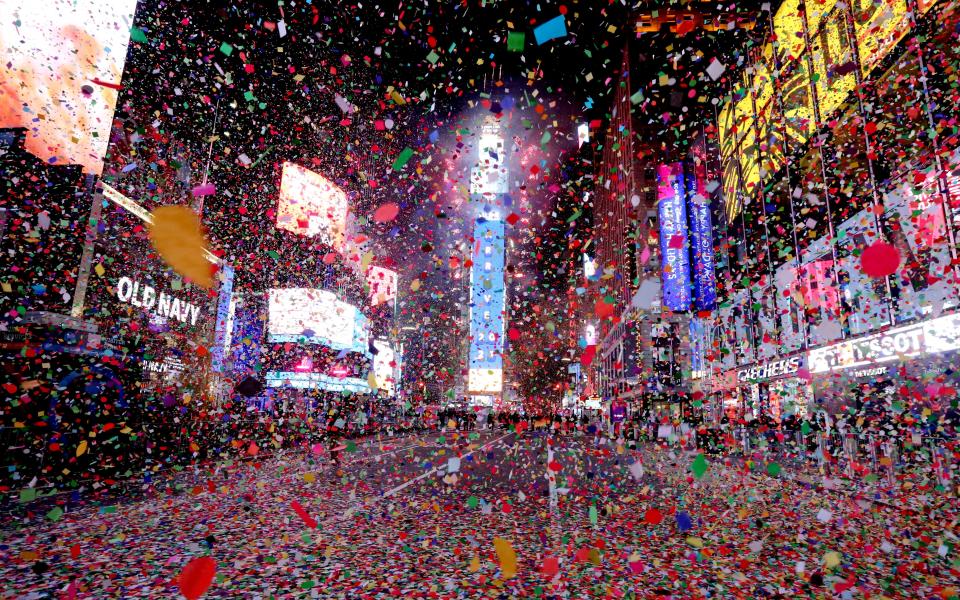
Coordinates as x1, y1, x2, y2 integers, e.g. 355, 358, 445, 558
4, 428, 958, 598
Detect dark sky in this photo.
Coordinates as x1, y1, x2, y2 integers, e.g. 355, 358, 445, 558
104, 0, 770, 397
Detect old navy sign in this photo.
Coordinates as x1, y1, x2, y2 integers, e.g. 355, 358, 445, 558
808, 312, 960, 373
737, 355, 803, 383
657, 163, 691, 311
116, 276, 202, 326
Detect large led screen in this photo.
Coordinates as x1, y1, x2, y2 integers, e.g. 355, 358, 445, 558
366, 265, 398, 307
373, 339, 398, 396
657, 163, 691, 312
686, 160, 716, 311
0, 0, 138, 175
276, 162, 348, 247
267, 288, 368, 352
468, 217, 505, 393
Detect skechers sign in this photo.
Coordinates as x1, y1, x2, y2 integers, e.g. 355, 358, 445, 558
737, 356, 803, 382
116, 277, 202, 326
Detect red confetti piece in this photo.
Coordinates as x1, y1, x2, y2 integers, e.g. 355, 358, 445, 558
644, 508, 663, 525
860, 240, 900, 278
508, 327, 521, 341
580, 344, 596, 367
594, 299, 615, 318
373, 202, 400, 223
291, 500, 318, 529
178, 556, 216, 600
541, 556, 559, 576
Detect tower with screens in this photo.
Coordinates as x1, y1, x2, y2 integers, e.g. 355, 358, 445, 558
467, 118, 508, 405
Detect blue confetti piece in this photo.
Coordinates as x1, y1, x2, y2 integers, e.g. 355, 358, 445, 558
533, 15, 567, 45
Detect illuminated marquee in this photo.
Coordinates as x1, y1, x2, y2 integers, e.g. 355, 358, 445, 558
276, 162, 348, 247
657, 163, 691, 312
468, 216, 506, 394
808, 312, 960, 373
0, 0, 139, 174
366, 265, 398, 307
719, 0, 915, 218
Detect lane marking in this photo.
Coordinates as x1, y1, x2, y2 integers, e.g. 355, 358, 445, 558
381, 432, 513, 499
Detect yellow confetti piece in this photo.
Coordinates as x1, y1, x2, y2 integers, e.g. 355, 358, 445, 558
493, 537, 517, 579
686, 536, 704, 548
303, 472, 316, 483
468, 554, 480, 572
148, 205, 214, 288
76, 440, 87, 457
823, 551, 841, 569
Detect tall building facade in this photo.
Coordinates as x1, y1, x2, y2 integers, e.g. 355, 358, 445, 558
592, 46, 700, 420
696, 0, 960, 421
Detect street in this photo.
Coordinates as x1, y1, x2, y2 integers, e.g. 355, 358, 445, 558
3, 428, 957, 598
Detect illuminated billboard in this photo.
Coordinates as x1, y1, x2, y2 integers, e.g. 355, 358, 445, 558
267, 288, 368, 352
0, 0, 138, 175
686, 160, 716, 311
719, 0, 916, 218
276, 162, 348, 247
469, 126, 508, 197
657, 163, 691, 312
468, 217, 506, 393
366, 265, 398, 307
373, 339, 398, 396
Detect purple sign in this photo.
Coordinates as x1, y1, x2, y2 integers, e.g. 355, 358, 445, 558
657, 163, 691, 311
611, 405, 626, 422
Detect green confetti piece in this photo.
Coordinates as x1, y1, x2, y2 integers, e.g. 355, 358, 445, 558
801, 421, 811, 435
507, 31, 525, 52
467, 496, 479, 509
19, 488, 37, 503
691, 454, 708, 479
46, 506, 64, 522
219, 42, 233, 56
426, 50, 440, 64
130, 27, 148, 44
392, 147, 414, 171
767, 462, 781, 477
345, 440, 357, 452
589, 504, 598, 526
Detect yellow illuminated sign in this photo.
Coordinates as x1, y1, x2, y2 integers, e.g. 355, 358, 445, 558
853, 0, 910, 76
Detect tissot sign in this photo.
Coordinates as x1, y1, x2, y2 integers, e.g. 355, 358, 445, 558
116, 276, 203, 326
809, 313, 960, 373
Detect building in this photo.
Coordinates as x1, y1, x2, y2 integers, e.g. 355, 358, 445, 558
698, 0, 960, 421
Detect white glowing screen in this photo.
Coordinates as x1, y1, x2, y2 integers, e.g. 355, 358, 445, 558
0, 0, 139, 174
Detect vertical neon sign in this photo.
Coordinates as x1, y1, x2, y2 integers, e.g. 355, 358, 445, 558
657, 163, 691, 311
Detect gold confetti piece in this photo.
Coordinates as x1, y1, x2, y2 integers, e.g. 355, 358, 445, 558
76, 440, 87, 457
148, 205, 214, 288
493, 537, 517, 579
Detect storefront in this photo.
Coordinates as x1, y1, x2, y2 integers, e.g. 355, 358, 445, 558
711, 354, 814, 422
79, 183, 219, 398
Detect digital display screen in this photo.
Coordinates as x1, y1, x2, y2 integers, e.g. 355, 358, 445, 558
657, 163, 691, 312
267, 288, 368, 352
373, 339, 398, 396
0, 0, 138, 175
686, 160, 716, 311
276, 162, 348, 247
468, 217, 505, 393
366, 265, 398, 307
